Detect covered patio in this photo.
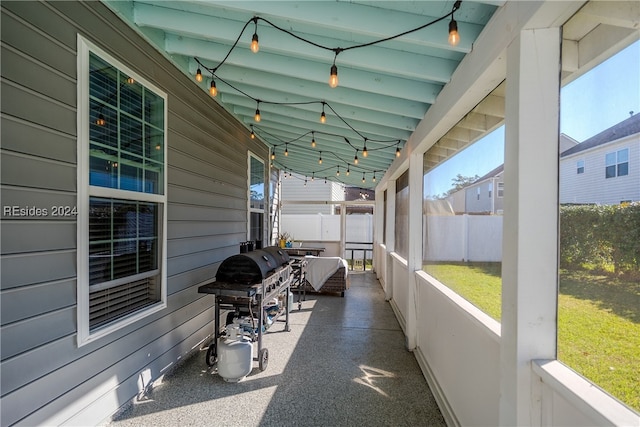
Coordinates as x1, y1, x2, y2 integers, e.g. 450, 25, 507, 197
1, 1, 638, 426
106, 272, 446, 427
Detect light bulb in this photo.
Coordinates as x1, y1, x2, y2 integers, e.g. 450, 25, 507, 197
96, 114, 106, 126
354, 153, 359, 165
209, 80, 218, 97
346, 167, 350, 176
270, 151, 275, 160
251, 33, 259, 53
254, 108, 261, 122
329, 64, 338, 88
336, 168, 340, 176
448, 20, 460, 46
320, 111, 326, 123
396, 146, 401, 157
319, 152, 323, 164
250, 130, 255, 139
284, 147, 288, 156
126, 77, 135, 84
195, 68, 203, 82
363, 145, 368, 157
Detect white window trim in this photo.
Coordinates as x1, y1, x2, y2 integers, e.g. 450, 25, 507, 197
248, 152, 267, 242
76, 35, 168, 347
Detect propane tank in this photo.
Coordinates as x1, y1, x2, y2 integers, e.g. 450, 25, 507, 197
217, 325, 253, 382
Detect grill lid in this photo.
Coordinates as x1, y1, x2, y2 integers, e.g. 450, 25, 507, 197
216, 248, 278, 284
261, 246, 290, 266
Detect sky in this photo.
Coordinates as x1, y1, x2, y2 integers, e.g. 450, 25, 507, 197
425, 40, 640, 197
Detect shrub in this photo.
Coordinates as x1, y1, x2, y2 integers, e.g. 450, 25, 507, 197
560, 203, 640, 274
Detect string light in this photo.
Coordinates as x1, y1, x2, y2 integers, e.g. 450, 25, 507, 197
396, 142, 401, 157
346, 165, 350, 176
250, 18, 260, 53
209, 79, 218, 97
362, 172, 366, 183
329, 63, 338, 88
195, 4, 462, 90
284, 143, 289, 156
271, 150, 275, 160
449, 1, 461, 46
311, 132, 316, 148
363, 140, 368, 158
254, 101, 261, 122
372, 172, 376, 182
320, 103, 327, 123
354, 150, 359, 165
336, 166, 340, 176
318, 151, 323, 164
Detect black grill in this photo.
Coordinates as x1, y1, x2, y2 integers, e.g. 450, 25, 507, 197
215, 246, 290, 285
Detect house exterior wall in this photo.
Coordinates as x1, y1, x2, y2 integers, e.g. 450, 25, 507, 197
465, 179, 495, 213
0, 2, 267, 425
281, 172, 343, 214
559, 134, 640, 205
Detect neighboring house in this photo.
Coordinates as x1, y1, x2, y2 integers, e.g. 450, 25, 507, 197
281, 172, 345, 214
560, 113, 640, 205
448, 133, 579, 214
463, 165, 504, 215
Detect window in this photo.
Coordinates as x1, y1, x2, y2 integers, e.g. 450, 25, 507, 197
394, 171, 409, 258
488, 182, 493, 198
77, 37, 167, 345
498, 182, 504, 198
559, 39, 639, 412
249, 154, 265, 245
577, 159, 584, 174
605, 148, 629, 178
423, 122, 505, 322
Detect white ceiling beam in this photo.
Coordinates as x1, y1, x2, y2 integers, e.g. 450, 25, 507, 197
168, 37, 444, 103
222, 93, 418, 133
188, 59, 431, 119
134, 3, 459, 83
200, 1, 483, 52
234, 106, 410, 142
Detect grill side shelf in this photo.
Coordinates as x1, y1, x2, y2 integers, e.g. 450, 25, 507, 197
198, 281, 259, 298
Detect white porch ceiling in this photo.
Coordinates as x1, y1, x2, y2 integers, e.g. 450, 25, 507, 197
104, 0, 639, 188
104, 0, 500, 187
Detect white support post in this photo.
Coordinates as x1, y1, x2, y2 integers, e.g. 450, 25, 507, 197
500, 27, 561, 427
406, 151, 424, 351
384, 180, 396, 301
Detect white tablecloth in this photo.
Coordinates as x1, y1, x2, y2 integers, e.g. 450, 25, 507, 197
304, 256, 348, 291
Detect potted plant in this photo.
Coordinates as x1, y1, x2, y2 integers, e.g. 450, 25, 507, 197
278, 232, 291, 248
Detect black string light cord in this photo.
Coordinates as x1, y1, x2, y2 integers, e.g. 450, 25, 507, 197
194, 1, 463, 184
198, 2, 461, 73
254, 125, 387, 186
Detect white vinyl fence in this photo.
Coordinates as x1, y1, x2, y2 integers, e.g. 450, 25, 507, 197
283, 213, 502, 263
424, 215, 502, 262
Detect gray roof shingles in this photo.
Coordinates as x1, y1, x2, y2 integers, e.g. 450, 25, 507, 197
561, 113, 640, 157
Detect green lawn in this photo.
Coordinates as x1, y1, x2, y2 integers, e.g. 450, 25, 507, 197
424, 262, 640, 413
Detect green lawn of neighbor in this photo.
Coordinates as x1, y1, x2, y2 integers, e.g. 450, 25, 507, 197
424, 262, 640, 413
